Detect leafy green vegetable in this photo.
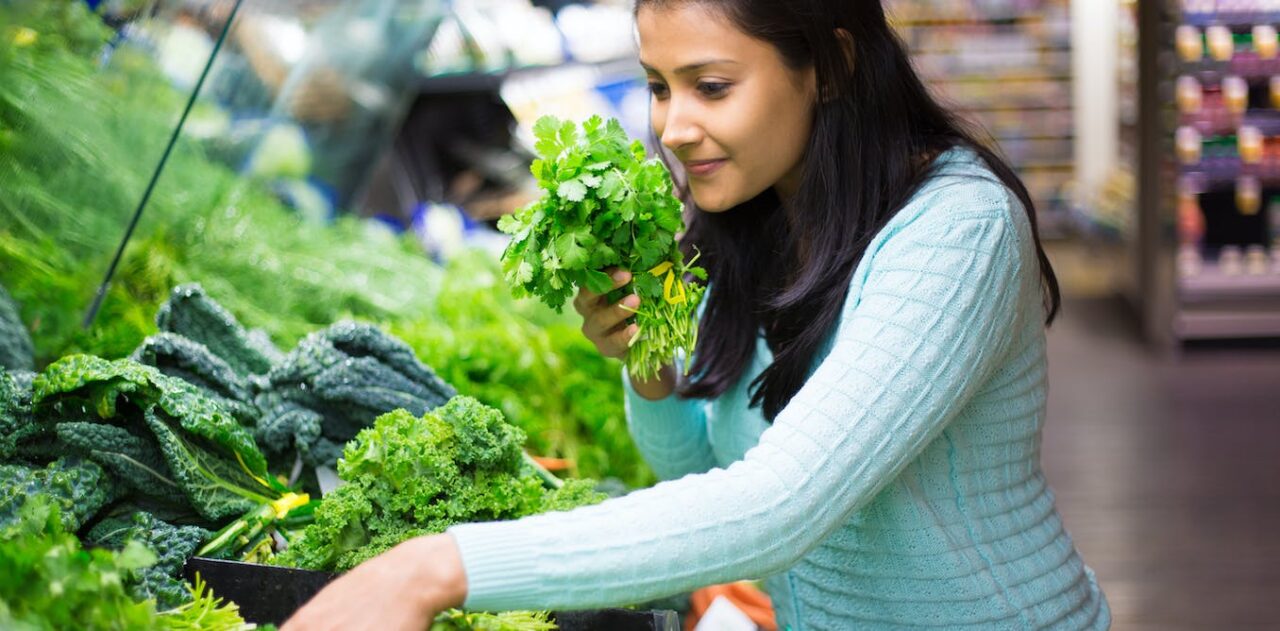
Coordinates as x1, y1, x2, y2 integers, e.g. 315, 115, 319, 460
0, 497, 259, 630
277, 396, 604, 572
53, 421, 190, 505
86, 511, 212, 610
498, 115, 706, 380
430, 610, 556, 631
254, 321, 456, 467
0, 456, 118, 532
131, 333, 257, 423
0, 368, 38, 460
0, 497, 159, 629
155, 285, 282, 378
392, 248, 653, 488
0, 283, 34, 371
31, 355, 280, 520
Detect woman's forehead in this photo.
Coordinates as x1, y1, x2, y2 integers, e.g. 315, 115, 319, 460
636, 3, 770, 73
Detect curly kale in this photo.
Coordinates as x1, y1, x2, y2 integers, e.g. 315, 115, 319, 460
277, 396, 605, 572
254, 321, 457, 467
0, 283, 35, 372
0, 456, 118, 532
156, 283, 283, 377
86, 511, 211, 610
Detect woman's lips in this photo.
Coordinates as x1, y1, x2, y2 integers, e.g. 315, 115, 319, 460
685, 159, 727, 177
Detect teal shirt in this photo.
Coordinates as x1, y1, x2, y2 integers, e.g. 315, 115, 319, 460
449, 148, 1110, 629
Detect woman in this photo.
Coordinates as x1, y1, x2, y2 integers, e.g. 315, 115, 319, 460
284, 0, 1111, 628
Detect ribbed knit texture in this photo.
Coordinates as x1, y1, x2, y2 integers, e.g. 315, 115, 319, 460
449, 149, 1110, 630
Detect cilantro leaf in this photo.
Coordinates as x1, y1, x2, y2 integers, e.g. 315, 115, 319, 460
499, 116, 706, 379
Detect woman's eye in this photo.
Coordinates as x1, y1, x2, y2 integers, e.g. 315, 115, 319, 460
648, 82, 670, 99
697, 82, 730, 98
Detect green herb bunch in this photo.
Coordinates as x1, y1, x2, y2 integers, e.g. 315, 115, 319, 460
499, 115, 706, 381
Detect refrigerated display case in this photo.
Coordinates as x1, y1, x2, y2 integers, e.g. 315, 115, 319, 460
1132, 0, 1280, 343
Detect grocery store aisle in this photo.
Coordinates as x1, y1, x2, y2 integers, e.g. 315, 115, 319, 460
1042, 298, 1280, 631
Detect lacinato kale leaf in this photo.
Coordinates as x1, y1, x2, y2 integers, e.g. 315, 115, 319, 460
499, 115, 705, 380
156, 284, 283, 377
254, 321, 456, 467
0, 456, 118, 532
85, 511, 211, 610
30, 355, 280, 520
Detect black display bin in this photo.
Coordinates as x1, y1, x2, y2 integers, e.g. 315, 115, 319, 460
183, 557, 680, 630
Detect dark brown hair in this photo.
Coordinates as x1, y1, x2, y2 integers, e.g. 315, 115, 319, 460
637, 0, 1061, 420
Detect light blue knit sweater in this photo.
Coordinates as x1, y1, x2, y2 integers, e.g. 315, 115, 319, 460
448, 149, 1110, 630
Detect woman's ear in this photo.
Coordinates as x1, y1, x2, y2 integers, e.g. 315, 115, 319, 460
821, 28, 856, 103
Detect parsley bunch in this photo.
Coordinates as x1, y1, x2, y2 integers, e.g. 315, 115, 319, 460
499, 116, 706, 380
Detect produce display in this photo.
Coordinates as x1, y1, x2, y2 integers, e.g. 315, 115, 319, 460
0, 4, 683, 628
0, 2, 653, 488
278, 397, 604, 571
0, 292, 611, 629
499, 115, 706, 381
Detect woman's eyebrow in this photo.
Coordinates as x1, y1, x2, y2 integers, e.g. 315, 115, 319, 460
640, 58, 742, 76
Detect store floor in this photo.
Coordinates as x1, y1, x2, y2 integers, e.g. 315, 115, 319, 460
1041, 298, 1280, 631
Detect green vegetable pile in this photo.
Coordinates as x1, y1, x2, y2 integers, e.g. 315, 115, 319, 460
0, 498, 260, 630
0, 6, 679, 626
499, 115, 706, 381
0, 1, 649, 488
278, 396, 604, 572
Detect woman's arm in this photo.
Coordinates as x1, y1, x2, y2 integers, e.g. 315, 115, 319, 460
451, 196, 1030, 612
623, 363, 718, 481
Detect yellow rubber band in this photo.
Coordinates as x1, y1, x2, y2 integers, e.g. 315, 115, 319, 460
648, 261, 673, 276
662, 269, 687, 305
649, 261, 687, 305
270, 492, 310, 519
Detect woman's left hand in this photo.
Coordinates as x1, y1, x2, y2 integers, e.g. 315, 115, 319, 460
281, 534, 467, 631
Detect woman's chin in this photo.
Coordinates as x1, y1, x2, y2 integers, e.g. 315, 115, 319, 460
691, 189, 736, 213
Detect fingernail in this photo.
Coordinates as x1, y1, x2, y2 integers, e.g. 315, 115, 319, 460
623, 295, 640, 308
613, 270, 630, 282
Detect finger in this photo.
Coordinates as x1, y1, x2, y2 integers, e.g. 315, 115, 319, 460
600, 323, 640, 357
583, 294, 640, 338
574, 268, 632, 314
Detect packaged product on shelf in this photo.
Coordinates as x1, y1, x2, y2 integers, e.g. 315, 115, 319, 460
1244, 244, 1270, 274
1236, 174, 1262, 215
1177, 24, 1204, 62
1178, 75, 1204, 113
1220, 244, 1245, 275
1224, 75, 1250, 114
1178, 126, 1204, 164
1239, 125, 1264, 164
1255, 25, 1278, 59
1208, 25, 1235, 62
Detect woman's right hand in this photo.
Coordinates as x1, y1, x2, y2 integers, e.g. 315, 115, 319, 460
573, 269, 640, 360
573, 269, 677, 400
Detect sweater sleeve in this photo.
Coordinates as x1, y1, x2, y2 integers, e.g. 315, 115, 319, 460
448, 202, 1028, 612
621, 364, 717, 481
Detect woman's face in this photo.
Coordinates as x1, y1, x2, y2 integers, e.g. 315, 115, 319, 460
637, 2, 817, 212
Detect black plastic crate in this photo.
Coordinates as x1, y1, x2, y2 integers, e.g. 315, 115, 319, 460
184, 557, 679, 630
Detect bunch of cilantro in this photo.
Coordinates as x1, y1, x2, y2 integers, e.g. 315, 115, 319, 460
499, 116, 706, 381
